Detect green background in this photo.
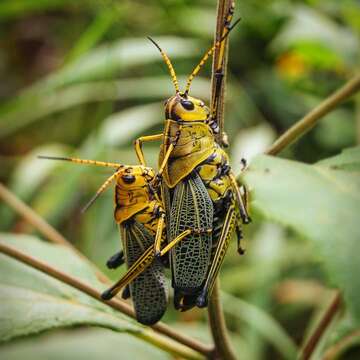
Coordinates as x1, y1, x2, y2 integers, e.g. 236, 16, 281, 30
0, 0, 359, 359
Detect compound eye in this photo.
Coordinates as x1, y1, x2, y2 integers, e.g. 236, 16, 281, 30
180, 99, 195, 111
121, 174, 135, 184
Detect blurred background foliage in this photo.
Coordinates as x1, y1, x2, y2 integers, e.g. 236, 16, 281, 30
0, 0, 359, 359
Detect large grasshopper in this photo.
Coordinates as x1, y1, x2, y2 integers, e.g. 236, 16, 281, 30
38, 156, 191, 324
132, 2, 251, 310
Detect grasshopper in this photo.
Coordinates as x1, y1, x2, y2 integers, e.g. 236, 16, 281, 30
38, 155, 191, 324
132, 2, 251, 310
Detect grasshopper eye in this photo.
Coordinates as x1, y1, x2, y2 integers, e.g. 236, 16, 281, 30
180, 99, 195, 111
122, 174, 136, 184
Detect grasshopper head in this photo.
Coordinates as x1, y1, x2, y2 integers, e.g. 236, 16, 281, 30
117, 166, 155, 190
164, 93, 209, 122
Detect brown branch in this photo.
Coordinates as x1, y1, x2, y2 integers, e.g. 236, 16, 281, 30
211, 0, 228, 145
356, 94, 360, 144
207, 1, 239, 359
299, 291, 342, 360
208, 279, 237, 360
0, 182, 76, 249
266, 73, 360, 156
0, 241, 210, 359
0, 182, 212, 357
207, 1, 239, 358
0, 182, 108, 283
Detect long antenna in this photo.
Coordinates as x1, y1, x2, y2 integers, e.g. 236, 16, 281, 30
38, 155, 121, 169
81, 169, 123, 213
147, 36, 180, 93
184, 17, 241, 94
38, 155, 123, 213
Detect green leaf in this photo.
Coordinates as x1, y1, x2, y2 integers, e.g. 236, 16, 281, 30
222, 292, 298, 360
270, 5, 358, 66
0, 233, 141, 342
0, 37, 198, 138
241, 147, 360, 322
0, 0, 76, 20
0, 328, 170, 360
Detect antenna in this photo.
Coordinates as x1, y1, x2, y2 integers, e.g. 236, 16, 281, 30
184, 17, 241, 94
147, 36, 180, 93
81, 169, 123, 213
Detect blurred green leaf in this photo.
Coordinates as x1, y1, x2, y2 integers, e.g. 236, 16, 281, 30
321, 312, 360, 359
0, 37, 198, 137
270, 5, 358, 66
64, 9, 118, 64
0, 328, 170, 360
0, 233, 142, 343
242, 147, 360, 322
0, 144, 69, 230
314, 109, 356, 150
0, 77, 210, 138
222, 292, 298, 360
25, 37, 198, 92
0, 0, 76, 19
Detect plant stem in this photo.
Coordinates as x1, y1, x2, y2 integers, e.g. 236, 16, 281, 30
299, 291, 342, 360
356, 94, 360, 144
0, 182, 108, 283
0, 182, 75, 249
266, 73, 360, 156
0, 182, 212, 357
208, 279, 237, 360
0, 241, 211, 359
207, 1, 239, 359
322, 330, 360, 360
211, 0, 230, 145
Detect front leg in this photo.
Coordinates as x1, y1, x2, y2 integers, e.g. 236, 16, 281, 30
151, 125, 183, 189
134, 134, 163, 166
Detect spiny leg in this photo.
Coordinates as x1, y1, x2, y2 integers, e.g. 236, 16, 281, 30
134, 134, 163, 166
106, 250, 125, 269
101, 246, 154, 300
101, 229, 192, 300
196, 205, 236, 308
152, 123, 183, 188
159, 229, 193, 256
235, 219, 245, 255
229, 172, 251, 224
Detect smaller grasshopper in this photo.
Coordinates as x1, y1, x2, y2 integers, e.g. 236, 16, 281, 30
38, 155, 191, 325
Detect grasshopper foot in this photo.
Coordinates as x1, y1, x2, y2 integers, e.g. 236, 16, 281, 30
101, 289, 114, 301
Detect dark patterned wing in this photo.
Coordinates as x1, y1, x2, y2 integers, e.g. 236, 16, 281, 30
169, 172, 214, 295
122, 222, 168, 325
